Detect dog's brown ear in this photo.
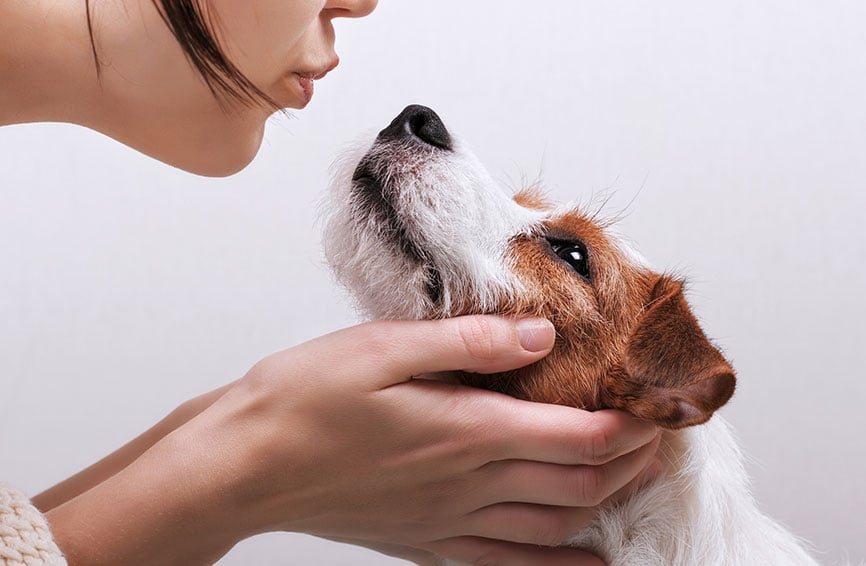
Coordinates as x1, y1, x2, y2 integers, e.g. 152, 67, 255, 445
603, 276, 736, 429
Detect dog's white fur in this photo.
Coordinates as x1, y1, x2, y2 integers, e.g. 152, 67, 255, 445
323, 115, 821, 566
566, 418, 818, 565
325, 136, 543, 320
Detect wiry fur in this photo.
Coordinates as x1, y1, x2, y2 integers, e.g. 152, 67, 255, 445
324, 134, 543, 320
323, 107, 821, 565
568, 418, 818, 565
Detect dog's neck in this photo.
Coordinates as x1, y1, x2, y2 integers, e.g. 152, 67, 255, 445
566, 417, 818, 565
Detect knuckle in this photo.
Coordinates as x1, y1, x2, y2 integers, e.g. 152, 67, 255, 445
583, 416, 618, 465
457, 316, 501, 362
531, 514, 572, 547
575, 466, 610, 507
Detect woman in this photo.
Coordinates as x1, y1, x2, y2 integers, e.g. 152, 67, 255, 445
0, 1, 660, 564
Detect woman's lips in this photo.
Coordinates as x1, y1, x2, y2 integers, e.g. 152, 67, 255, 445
293, 59, 340, 105
295, 73, 316, 103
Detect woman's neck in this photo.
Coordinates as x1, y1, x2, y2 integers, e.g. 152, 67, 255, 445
0, 1, 98, 127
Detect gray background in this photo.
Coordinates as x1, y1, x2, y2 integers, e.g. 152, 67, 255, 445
2, 1, 864, 564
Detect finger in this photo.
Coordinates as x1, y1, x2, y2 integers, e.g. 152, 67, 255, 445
458, 503, 595, 546
485, 405, 660, 466
318, 316, 555, 388
422, 536, 606, 566
604, 454, 662, 507
473, 432, 662, 508
371, 384, 658, 471
323, 537, 440, 566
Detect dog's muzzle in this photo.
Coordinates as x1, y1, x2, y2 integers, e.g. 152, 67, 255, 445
351, 104, 452, 185
349, 105, 452, 306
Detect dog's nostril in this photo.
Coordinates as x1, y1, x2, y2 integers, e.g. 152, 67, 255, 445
406, 107, 452, 149
379, 104, 453, 150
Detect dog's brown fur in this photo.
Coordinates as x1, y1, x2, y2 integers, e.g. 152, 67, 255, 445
457, 190, 735, 429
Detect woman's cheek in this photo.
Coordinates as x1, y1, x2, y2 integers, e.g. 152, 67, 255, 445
205, 0, 323, 79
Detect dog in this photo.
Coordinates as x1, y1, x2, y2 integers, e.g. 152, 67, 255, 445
323, 105, 820, 565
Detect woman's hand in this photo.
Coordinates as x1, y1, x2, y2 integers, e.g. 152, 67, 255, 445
46, 316, 659, 565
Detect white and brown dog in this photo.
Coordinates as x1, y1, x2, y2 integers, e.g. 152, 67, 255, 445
324, 105, 819, 565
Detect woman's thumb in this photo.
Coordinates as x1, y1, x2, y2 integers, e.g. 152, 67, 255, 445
335, 316, 555, 388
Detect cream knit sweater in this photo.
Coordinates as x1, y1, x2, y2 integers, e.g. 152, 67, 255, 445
0, 484, 65, 565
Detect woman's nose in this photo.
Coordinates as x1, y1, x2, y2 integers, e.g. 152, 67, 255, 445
324, 0, 378, 19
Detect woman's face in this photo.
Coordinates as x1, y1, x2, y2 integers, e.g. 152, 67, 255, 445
209, 0, 377, 109
89, 0, 378, 176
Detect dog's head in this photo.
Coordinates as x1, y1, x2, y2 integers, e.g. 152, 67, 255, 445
325, 105, 735, 429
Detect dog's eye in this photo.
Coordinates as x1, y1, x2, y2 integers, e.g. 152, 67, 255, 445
549, 240, 591, 281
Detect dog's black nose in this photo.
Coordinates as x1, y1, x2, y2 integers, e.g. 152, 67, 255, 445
378, 105, 453, 150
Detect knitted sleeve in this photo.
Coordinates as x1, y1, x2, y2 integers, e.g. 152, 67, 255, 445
0, 483, 66, 565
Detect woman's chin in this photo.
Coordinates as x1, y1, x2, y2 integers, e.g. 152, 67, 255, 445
88, 98, 271, 177
162, 121, 266, 177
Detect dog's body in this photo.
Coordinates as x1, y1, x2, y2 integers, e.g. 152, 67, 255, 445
324, 105, 819, 565
565, 418, 817, 564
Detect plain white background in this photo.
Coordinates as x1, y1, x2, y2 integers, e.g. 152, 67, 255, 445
2, 1, 864, 564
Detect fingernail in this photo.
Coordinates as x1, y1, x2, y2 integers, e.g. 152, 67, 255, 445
516, 318, 555, 352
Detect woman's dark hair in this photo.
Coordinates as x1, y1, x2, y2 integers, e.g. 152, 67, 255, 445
85, 0, 280, 110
